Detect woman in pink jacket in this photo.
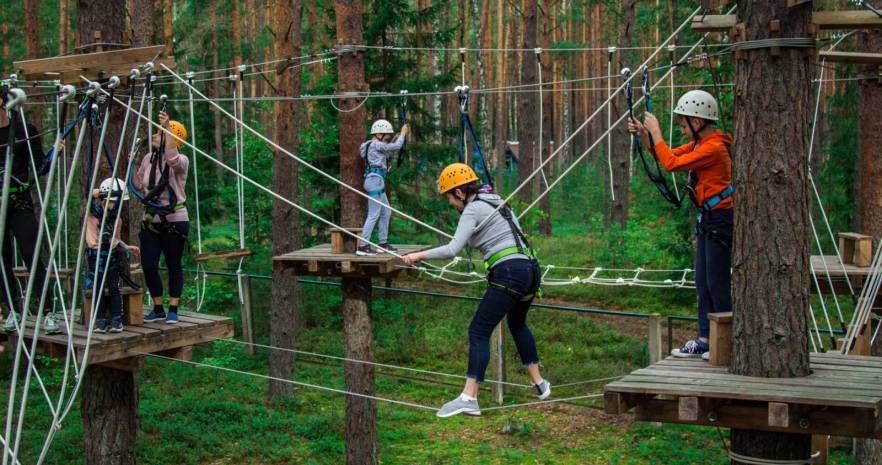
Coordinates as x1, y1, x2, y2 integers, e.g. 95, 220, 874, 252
132, 111, 189, 324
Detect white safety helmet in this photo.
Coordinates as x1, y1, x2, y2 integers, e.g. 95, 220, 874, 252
98, 177, 129, 201
370, 119, 394, 135
674, 90, 719, 122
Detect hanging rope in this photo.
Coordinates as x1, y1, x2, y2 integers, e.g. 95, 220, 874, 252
186, 72, 208, 312
536, 48, 549, 189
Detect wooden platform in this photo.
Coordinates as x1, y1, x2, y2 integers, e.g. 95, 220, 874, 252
604, 353, 882, 439
811, 255, 881, 304
273, 244, 430, 278
2, 311, 233, 366
13, 45, 175, 83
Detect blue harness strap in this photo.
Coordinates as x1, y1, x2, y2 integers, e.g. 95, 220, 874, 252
700, 185, 734, 213
366, 188, 385, 197
365, 166, 386, 178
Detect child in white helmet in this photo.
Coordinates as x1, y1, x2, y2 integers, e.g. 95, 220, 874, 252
357, 119, 409, 256
84, 178, 140, 333
629, 90, 733, 360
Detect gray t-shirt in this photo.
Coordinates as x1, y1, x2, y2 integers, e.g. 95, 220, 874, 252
360, 137, 405, 177
424, 193, 529, 265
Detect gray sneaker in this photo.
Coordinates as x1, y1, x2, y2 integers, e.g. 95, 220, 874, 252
436, 396, 481, 418
43, 312, 61, 335
2, 313, 19, 333
534, 380, 552, 400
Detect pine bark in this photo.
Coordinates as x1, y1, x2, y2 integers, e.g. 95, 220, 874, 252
2, 19, 10, 63
342, 278, 376, 465
335, 0, 367, 228
163, 0, 173, 56
608, 0, 634, 230
268, 0, 303, 401
211, 11, 224, 178
25, 0, 40, 58
494, 0, 506, 184
82, 366, 138, 465
231, 0, 243, 66
59, 0, 70, 53
730, 1, 813, 462
854, 21, 882, 465
517, 0, 538, 232
856, 27, 882, 240
127, 0, 154, 47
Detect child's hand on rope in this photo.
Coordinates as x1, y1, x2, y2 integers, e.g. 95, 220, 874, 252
158, 111, 170, 128
627, 117, 646, 136
125, 244, 141, 258
642, 113, 663, 141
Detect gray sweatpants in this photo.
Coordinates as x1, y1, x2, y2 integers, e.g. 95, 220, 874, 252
361, 175, 391, 244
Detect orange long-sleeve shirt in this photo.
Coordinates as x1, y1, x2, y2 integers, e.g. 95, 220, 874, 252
653, 130, 733, 210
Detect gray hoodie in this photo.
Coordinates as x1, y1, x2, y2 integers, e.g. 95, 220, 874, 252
424, 193, 529, 266
360, 137, 405, 177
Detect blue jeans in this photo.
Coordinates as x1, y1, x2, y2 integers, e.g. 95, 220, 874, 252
695, 208, 733, 338
467, 258, 541, 382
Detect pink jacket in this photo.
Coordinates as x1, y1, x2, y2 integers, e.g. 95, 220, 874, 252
85, 213, 124, 250
136, 146, 189, 223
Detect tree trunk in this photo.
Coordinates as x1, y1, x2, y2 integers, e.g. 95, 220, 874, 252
335, 0, 367, 228
25, 0, 44, 125
59, 0, 70, 54
730, 1, 813, 463
127, 0, 154, 47
163, 0, 173, 56
2, 19, 10, 63
267, 0, 303, 401
82, 365, 138, 465
855, 21, 882, 460
608, 0, 634, 230
342, 278, 376, 465
231, 0, 243, 66
517, 0, 538, 233
856, 27, 882, 240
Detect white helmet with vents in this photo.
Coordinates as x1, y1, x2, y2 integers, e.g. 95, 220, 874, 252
370, 119, 394, 135
98, 177, 129, 201
674, 90, 719, 122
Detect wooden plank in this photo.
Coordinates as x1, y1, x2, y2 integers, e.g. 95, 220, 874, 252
15, 45, 165, 73
812, 435, 830, 465
768, 402, 790, 428
627, 368, 882, 395
87, 321, 233, 364
633, 398, 882, 439
193, 248, 252, 263
821, 51, 882, 66
607, 380, 881, 409
679, 396, 699, 421
813, 10, 882, 31
691, 14, 736, 32
648, 314, 663, 364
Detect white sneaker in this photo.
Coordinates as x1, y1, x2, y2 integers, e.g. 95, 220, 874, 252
436, 396, 481, 418
2, 313, 20, 332
43, 313, 61, 335
534, 379, 552, 400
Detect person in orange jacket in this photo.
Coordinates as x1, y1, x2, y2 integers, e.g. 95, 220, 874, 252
629, 90, 733, 360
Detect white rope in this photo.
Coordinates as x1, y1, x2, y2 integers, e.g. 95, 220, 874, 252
843, 237, 882, 354
727, 450, 819, 465
144, 352, 440, 411
158, 63, 454, 241
221, 338, 534, 388
328, 94, 369, 113
186, 76, 208, 313
667, 45, 680, 200
481, 393, 603, 411
515, 18, 726, 222
474, 5, 711, 230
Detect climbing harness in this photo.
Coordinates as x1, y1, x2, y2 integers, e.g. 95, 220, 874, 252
473, 196, 540, 300
456, 85, 493, 190
625, 67, 681, 208
396, 90, 408, 168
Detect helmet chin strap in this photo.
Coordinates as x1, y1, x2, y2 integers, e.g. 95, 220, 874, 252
685, 117, 707, 149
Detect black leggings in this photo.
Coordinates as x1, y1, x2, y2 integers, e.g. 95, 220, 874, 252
1, 202, 48, 313
140, 222, 189, 299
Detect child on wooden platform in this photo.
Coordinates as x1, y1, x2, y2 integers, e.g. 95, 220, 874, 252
85, 178, 139, 333
356, 119, 408, 256
629, 90, 733, 360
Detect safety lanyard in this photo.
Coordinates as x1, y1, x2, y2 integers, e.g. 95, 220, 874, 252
475, 197, 533, 256
457, 87, 494, 190
127, 78, 177, 215
626, 69, 681, 208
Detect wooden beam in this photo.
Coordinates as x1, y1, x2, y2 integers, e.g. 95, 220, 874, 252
691, 14, 736, 33
692, 11, 882, 34
678, 396, 700, 421
820, 51, 882, 66
813, 11, 882, 30
768, 402, 790, 428
14, 44, 174, 83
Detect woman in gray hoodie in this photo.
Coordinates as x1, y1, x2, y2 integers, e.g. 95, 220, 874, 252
403, 163, 550, 417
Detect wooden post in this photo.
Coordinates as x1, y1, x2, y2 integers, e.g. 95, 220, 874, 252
491, 322, 505, 404
708, 312, 733, 366
240, 275, 255, 356
342, 277, 376, 465
647, 313, 662, 364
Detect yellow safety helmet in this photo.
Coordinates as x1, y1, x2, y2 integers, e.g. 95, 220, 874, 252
166, 120, 188, 149
438, 163, 479, 195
